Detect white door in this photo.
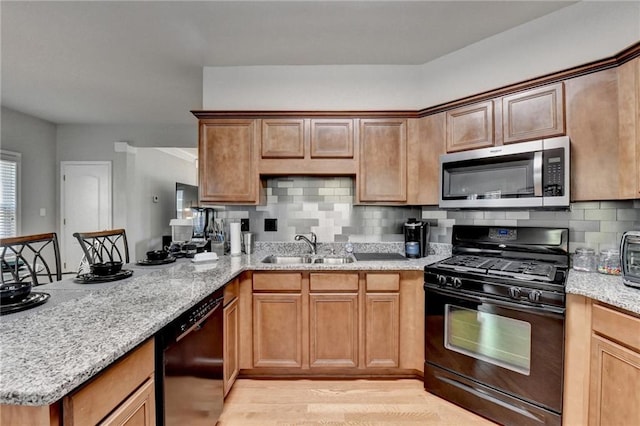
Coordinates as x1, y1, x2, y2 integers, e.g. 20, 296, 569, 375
60, 162, 112, 272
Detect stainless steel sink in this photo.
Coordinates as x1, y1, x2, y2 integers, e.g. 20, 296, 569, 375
313, 257, 354, 264
261, 255, 355, 264
261, 255, 313, 264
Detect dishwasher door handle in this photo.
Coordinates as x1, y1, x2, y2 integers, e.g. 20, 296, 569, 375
175, 296, 224, 342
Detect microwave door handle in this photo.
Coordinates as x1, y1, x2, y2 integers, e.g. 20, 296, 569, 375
533, 151, 543, 196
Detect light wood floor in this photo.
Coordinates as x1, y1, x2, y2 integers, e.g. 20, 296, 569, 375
218, 379, 497, 425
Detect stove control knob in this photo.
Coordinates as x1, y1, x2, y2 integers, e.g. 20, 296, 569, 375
528, 290, 542, 303
437, 275, 447, 287
452, 277, 462, 289
508, 287, 522, 299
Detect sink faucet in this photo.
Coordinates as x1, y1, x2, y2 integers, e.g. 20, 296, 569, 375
295, 232, 317, 255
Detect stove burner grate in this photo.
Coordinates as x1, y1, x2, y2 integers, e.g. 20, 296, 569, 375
436, 255, 558, 282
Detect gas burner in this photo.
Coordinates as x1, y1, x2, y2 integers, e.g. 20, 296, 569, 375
434, 255, 560, 282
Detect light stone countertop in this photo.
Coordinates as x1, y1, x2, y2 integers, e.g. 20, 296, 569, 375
0, 244, 447, 406
566, 269, 640, 315
2, 241, 638, 407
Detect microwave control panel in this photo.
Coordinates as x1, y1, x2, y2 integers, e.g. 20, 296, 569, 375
543, 148, 565, 196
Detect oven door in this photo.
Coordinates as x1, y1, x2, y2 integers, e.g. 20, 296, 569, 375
425, 285, 565, 414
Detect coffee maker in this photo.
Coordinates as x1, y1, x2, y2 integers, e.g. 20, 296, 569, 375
404, 218, 429, 258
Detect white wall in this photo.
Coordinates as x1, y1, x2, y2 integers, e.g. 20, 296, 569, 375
126, 147, 197, 260
0, 107, 57, 235
203, 1, 640, 110
55, 124, 197, 260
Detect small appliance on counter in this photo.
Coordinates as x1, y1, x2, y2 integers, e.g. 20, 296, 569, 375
403, 218, 429, 258
621, 231, 640, 288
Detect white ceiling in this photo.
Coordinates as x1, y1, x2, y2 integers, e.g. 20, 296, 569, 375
1, 1, 577, 125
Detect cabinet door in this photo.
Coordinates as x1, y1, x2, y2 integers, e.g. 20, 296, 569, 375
446, 100, 494, 152
589, 335, 640, 426
223, 298, 239, 397
64, 339, 155, 426
99, 379, 155, 426
309, 293, 358, 368
365, 293, 400, 368
261, 119, 305, 158
565, 69, 620, 201
502, 83, 565, 144
618, 57, 640, 198
310, 119, 354, 158
358, 118, 407, 202
253, 293, 303, 368
199, 119, 258, 203
407, 113, 446, 205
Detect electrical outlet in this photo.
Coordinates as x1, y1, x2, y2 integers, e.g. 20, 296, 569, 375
265, 218, 277, 232
241, 218, 250, 232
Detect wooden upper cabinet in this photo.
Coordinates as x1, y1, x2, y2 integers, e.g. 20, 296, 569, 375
358, 118, 407, 203
310, 119, 354, 158
618, 57, 640, 198
446, 100, 494, 152
565, 68, 620, 201
261, 119, 305, 158
199, 119, 259, 204
407, 113, 446, 205
258, 118, 357, 175
502, 83, 565, 144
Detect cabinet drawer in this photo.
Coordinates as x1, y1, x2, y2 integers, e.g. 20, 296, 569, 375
64, 338, 154, 426
224, 278, 239, 305
592, 303, 640, 352
253, 273, 302, 291
366, 273, 400, 292
310, 273, 359, 291
99, 378, 155, 426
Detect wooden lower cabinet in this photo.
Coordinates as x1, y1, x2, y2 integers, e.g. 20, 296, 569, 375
253, 293, 303, 368
309, 293, 359, 368
365, 293, 399, 368
99, 379, 155, 426
564, 295, 640, 426
247, 271, 422, 377
63, 339, 155, 426
0, 339, 156, 426
589, 335, 640, 425
223, 297, 239, 397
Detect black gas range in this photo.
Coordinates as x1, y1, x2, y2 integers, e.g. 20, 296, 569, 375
424, 225, 569, 426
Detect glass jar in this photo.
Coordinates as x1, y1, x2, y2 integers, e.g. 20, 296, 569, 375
597, 248, 621, 275
573, 248, 597, 272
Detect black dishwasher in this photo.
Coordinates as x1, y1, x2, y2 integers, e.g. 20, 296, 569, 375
155, 289, 225, 426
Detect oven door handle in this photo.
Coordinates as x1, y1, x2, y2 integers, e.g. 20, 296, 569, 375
175, 296, 224, 342
425, 285, 565, 317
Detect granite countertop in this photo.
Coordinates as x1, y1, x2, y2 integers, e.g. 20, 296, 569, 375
566, 270, 640, 315
3, 242, 638, 407
0, 243, 447, 406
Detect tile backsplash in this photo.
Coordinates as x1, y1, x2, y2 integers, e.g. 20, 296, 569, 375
213, 177, 640, 253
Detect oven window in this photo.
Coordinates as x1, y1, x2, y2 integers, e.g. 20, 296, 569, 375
444, 304, 531, 375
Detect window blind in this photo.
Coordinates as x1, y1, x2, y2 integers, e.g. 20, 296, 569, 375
0, 151, 20, 238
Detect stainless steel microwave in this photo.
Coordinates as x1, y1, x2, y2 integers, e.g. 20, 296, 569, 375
439, 136, 570, 209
